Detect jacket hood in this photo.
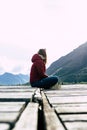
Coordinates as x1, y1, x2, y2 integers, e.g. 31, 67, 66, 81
31, 54, 42, 62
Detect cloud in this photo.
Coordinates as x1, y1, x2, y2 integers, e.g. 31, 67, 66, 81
12, 62, 29, 74
0, 56, 29, 74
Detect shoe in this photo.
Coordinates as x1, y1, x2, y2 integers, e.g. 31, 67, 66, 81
51, 83, 61, 90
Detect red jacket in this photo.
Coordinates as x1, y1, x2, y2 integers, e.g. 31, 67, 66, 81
30, 54, 48, 83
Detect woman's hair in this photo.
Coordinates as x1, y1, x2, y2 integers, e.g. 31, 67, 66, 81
38, 49, 47, 63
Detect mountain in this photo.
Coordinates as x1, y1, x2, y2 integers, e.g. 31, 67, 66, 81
47, 42, 87, 83
0, 72, 29, 85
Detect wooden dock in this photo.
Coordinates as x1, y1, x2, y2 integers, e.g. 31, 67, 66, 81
0, 84, 87, 130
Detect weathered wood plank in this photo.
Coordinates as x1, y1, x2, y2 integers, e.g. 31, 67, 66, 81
41, 91, 65, 130
0, 89, 35, 92
0, 92, 33, 98
0, 92, 33, 102
52, 103, 87, 107
55, 106, 87, 114
60, 114, 87, 122
0, 87, 37, 102
65, 122, 87, 130
0, 102, 25, 112
0, 113, 19, 123
13, 102, 39, 130
61, 84, 87, 90
0, 102, 25, 105
47, 96, 87, 104
0, 123, 10, 130
45, 90, 87, 97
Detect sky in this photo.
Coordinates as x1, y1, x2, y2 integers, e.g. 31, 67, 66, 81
0, 0, 87, 75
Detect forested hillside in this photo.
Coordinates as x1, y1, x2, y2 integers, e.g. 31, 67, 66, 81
47, 42, 87, 83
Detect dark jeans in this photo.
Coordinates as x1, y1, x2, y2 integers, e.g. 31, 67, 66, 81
31, 76, 58, 89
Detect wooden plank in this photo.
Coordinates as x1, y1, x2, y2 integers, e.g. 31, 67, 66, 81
0, 102, 26, 123
55, 105, 87, 114
0, 92, 33, 102
0, 88, 37, 102
45, 90, 87, 97
61, 84, 87, 90
13, 102, 39, 130
52, 103, 87, 107
60, 114, 87, 122
0, 89, 36, 92
47, 96, 87, 104
41, 91, 65, 130
0, 92, 33, 98
0, 123, 10, 130
65, 122, 87, 130
0, 102, 25, 105
0, 102, 25, 112
0, 113, 19, 123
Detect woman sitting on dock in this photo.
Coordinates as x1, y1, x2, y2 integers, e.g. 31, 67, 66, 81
30, 49, 60, 89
